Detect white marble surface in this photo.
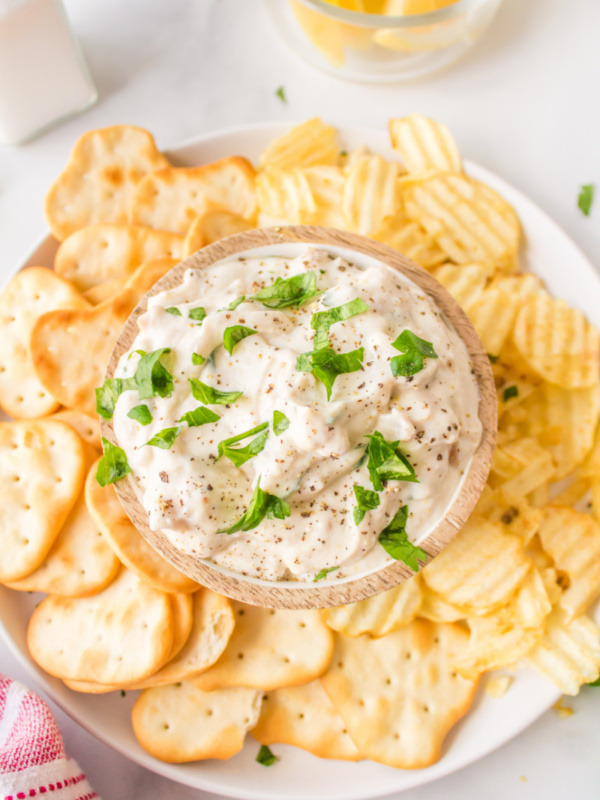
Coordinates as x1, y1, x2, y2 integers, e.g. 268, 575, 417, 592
1, 0, 600, 797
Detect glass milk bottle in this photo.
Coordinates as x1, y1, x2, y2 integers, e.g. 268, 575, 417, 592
0, 0, 97, 145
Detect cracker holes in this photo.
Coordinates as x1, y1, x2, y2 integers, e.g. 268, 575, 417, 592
162, 723, 170, 730
237, 653, 244, 660
393, 733, 400, 741
206, 709, 213, 717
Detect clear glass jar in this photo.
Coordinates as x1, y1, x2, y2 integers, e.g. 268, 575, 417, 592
264, 0, 504, 83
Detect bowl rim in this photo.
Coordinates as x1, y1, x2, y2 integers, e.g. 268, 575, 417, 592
103, 225, 497, 610
291, 0, 493, 29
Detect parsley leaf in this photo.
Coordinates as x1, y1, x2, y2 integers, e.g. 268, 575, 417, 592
390, 330, 438, 377
503, 385, 519, 402
275, 86, 287, 104
179, 406, 220, 427
300, 346, 364, 400
588, 675, 600, 687
256, 744, 279, 766
365, 431, 417, 491
313, 566, 339, 582
488, 353, 499, 364
273, 410, 289, 435
353, 484, 380, 525
127, 404, 153, 426
188, 378, 242, 405
96, 437, 131, 487
145, 426, 182, 450
223, 325, 257, 355
252, 272, 321, 309
134, 348, 174, 400
578, 184, 595, 216
96, 377, 135, 420
225, 295, 245, 311
311, 298, 369, 350
217, 422, 269, 467
378, 505, 427, 571
189, 307, 206, 323
192, 353, 206, 366
217, 480, 290, 534
165, 306, 182, 316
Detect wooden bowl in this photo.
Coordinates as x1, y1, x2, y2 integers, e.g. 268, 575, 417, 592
103, 226, 497, 609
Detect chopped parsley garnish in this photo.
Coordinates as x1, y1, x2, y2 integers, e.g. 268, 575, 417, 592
353, 484, 380, 525
252, 272, 321, 309
223, 325, 257, 355
273, 410, 289, 435
191, 353, 206, 366
488, 353, 499, 364
96, 437, 131, 487
145, 426, 182, 450
578, 184, 594, 216
133, 348, 174, 401
378, 505, 427, 572
390, 330, 438, 377
127, 404, 153, 426
588, 675, 600, 687
179, 406, 220, 427
275, 85, 287, 104
189, 306, 206, 323
311, 298, 369, 350
313, 566, 339, 582
188, 378, 242, 405
95, 377, 132, 420
165, 306, 182, 316
217, 423, 269, 467
365, 431, 417, 491
503, 385, 519, 402
217, 480, 290, 534
225, 295, 246, 311
297, 346, 364, 401
256, 744, 279, 767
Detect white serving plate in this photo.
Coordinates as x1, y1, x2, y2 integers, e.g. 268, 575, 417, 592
1, 121, 599, 800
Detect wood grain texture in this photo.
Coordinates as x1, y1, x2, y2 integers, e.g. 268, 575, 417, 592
102, 226, 497, 609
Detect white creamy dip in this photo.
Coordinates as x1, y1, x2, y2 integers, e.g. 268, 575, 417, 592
111, 245, 482, 582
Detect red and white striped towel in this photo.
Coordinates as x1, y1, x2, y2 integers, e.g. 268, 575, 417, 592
0, 675, 99, 800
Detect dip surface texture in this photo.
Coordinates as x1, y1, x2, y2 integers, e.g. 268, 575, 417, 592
112, 246, 482, 582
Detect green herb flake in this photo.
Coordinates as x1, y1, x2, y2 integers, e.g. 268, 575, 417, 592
226, 295, 246, 311
96, 437, 131, 487
218, 480, 290, 534
378, 505, 427, 572
192, 353, 206, 366
120, 690, 126, 698
390, 330, 438, 377
503, 385, 519, 402
179, 406, 220, 427
223, 325, 257, 355
217, 423, 269, 468
256, 744, 279, 767
95, 377, 134, 420
311, 298, 369, 350
127, 404, 153, 426
275, 86, 287, 104
365, 431, 417, 491
145, 426, 182, 450
588, 675, 600, 687
488, 353, 499, 364
252, 272, 321, 309
313, 566, 339, 582
189, 306, 207, 322
300, 346, 364, 400
353, 484, 380, 525
165, 306, 182, 316
188, 378, 242, 405
133, 348, 174, 400
578, 184, 594, 216
273, 410, 290, 435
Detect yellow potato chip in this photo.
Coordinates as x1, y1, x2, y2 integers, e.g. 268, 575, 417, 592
132, 682, 262, 763
490, 437, 555, 496
431, 262, 494, 312
259, 118, 340, 171
131, 157, 257, 235
524, 610, 600, 695
183, 210, 254, 256
253, 680, 361, 761
475, 488, 542, 546
303, 165, 347, 229
512, 295, 600, 389
467, 284, 520, 357
85, 461, 199, 594
0, 419, 86, 583
45, 126, 170, 241
321, 576, 421, 637
55, 224, 184, 292
193, 601, 334, 692
289, 1, 346, 67
403, 174, 521, 270
485, 674, 513, 699
0, 267, 90, 418
342, 154, 400, 236
256, 167, 317, 226
320, 620, 480, 769
422, 515, 532, 615
389, 114, 461, 175
373, 212, 446, 270
537, 506, 600, 621
418, 585, 466, 622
